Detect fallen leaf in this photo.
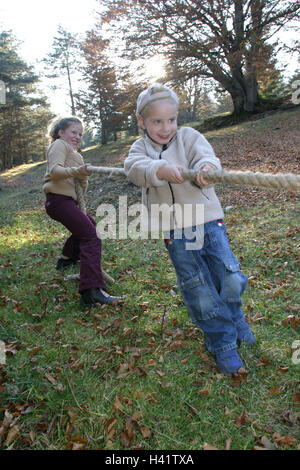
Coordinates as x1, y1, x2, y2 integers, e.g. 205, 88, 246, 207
273, 433, 297, 447
269, 386, 282, 395
104, 418, 117, 440
29, 430, 35, 444
291, 392, 300, 403
120, 430, 132, 447
71, 442, 86, 450
203, 442, 220, 450
4, 341, 19, 356
45, 373, 57, 385
27, 346, 43, 356
5, 425, 19, 445
198, 387, 210, 395
235, 410, 246, 426
140, 426, 151, 438
113, 395, 124, 413
168, 340, 186, 351
260, 436, 278, 450
225, 437, 232, 450
257, 356, 270, 367
276, 367, 289, 373
69, 436, 88, 443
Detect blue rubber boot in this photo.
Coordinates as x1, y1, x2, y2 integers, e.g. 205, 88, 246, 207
237, 320, 256, 347
214, 348, 245, 374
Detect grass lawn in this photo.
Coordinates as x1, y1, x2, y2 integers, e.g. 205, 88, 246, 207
0, 109, 299, 450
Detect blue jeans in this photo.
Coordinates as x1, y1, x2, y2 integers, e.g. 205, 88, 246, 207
165, 220, 248, 354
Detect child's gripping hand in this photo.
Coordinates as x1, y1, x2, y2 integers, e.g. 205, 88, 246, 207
157, 164, 184, 184
196, 164, 214, 187
79, 163, 91, 177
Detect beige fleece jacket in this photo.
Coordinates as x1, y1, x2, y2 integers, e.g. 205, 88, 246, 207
124, 127, 224, 232
43, 139, 88, 201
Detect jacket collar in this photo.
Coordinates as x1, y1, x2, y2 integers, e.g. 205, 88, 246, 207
145, 130, 177, 152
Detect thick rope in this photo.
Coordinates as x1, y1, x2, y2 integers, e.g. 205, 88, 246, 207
84, 165, 300, 191
181, 168, 300, 191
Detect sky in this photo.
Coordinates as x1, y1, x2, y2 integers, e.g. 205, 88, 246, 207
0, 0, 299, 115
0, 0, 101, 114
0, 0, 99, 64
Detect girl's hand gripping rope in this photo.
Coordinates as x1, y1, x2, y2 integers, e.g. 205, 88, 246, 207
196, 165, 213, 187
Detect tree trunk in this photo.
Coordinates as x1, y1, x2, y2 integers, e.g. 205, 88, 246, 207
101, 128, 107, 145
226, 66, 259, 114
66, 61, 76, 115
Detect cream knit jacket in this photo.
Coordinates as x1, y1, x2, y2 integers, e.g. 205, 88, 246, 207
43, 139, 88, 201
124, 127, 224, 232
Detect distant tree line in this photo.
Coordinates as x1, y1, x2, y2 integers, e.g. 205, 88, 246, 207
0, 31, 52, 170
0, 0, 299, 169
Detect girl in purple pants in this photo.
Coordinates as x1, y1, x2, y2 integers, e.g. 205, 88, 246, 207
43, 116, 120, 308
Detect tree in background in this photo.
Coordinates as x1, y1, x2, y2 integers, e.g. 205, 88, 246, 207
114, 75, 148, 136
77, 31, 123, 145
164, 70, 218, 123
256, 42, 287, 102
98, 0, 300, 114
43, 26, 79, 115
0, 31, 52, 170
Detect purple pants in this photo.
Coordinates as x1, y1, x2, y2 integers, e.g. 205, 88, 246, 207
45, 193, 106, 292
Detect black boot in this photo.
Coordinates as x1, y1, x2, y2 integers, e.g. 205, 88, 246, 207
56, 257, 79, 270
80, 288, 121, 308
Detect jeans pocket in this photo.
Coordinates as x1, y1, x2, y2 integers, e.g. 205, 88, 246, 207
221, 261, 248, 303
180, 275, 219, 322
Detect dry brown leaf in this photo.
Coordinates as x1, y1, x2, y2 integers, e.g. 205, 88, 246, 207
235, 410, 246, 426
260, 436, 278, 450
29, 430, 35, 444
69, 436, 88, 443
132, 411, 143, 422
273, 433, 297, 448
113, 395, 124, 413
203, 442, 220, 450
269, 386, 282, 395
168, 340, 186, 351
291, 392, 300, 403
104, 417, 117, 440
5, 425, 19, 445
140, 426, 151, 438
45, 373, 57, 385
276, 367, 289, 373
257, 356, 270, 367
199, 387, 210, 395
71, 442, 86, 450
120, 430, 132, 447
225, 437, 232, 450
27, 346, 43, 355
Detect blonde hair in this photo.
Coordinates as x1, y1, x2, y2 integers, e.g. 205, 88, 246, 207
48, 116, 83, 143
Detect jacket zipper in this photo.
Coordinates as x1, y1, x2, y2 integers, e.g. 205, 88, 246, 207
159, 145, 175, 206
159, 145, 177, 227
